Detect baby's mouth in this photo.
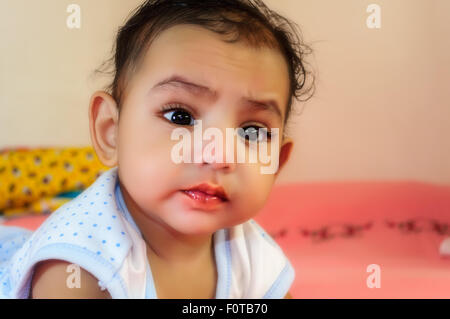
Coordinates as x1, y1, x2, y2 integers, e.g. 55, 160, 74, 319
181, 183, 230, 203
181, 189, 228, 203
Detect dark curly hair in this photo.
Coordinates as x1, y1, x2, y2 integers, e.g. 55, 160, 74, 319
95, 0, 315, 127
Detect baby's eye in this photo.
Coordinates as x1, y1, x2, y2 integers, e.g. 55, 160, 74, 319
238, 125, 272, 142
162, 107, 195, 126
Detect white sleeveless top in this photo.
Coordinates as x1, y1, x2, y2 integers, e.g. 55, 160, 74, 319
0, 167, 294, 298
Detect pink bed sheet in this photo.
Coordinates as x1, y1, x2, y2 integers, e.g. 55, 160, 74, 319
254, 181, 450, 298
2, 180, 450, 298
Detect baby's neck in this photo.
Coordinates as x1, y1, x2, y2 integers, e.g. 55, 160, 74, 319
143, 226, 215, 265
146, 239, 218, 299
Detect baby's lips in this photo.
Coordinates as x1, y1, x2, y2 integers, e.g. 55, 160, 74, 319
182, 182, 229, 202
182, 190, 225, 203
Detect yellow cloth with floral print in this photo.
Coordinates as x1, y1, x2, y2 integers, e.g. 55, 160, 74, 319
0, 147, 109, 216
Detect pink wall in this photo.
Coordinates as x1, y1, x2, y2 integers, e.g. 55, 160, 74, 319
267, 0, 450, 185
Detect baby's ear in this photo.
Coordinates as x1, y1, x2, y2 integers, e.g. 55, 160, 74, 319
275, 136, 294, 176
88, 91, 119, 167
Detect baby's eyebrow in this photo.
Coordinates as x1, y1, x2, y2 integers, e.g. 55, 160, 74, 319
150, 74, 283, 120
243, 99, 282, 121
151, 74, 216, 98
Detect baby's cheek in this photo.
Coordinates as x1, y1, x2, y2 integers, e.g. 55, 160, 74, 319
123, 158, 176, 188
231, 168, 275, 223
117, 148, 181, 206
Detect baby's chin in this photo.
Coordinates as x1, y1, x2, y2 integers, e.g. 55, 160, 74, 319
158, 202, 248, 237
137, 190, 257, 235
161, 208, 231, 236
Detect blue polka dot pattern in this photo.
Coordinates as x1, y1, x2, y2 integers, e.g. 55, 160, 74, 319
0, 225, 32, 296
0, 167, 133, 298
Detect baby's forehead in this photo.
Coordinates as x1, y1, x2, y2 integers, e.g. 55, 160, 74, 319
138, 25, 289, 115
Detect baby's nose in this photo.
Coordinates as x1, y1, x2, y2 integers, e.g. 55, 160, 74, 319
199, 130, 236, 173
201, 158, 235, 172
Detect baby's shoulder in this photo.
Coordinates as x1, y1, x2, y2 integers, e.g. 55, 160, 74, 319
1, 168, 140, 298
5, 192, 134, 298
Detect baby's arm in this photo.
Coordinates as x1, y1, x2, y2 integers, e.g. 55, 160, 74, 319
31, 259, 112, 299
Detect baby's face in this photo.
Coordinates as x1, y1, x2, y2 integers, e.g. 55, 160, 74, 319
111, 25, 292, 235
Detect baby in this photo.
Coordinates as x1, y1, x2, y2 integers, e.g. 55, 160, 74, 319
0, 0, 314, 298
